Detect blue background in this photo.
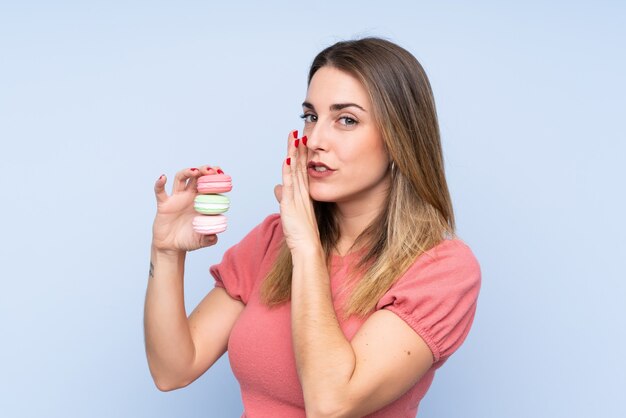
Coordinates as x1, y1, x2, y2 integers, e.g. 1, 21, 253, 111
1, 1, 624, 417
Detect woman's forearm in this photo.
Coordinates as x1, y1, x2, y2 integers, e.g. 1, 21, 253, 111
143, 246, 196, 390
291, 247, 356, 416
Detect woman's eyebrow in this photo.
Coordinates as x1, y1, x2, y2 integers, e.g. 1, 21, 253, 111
302, 101, 367, 113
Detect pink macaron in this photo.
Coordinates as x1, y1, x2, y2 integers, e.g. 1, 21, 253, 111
197, 173, 232, 194
192, 214, 227, 235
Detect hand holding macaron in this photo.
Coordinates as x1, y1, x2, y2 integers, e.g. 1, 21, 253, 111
152, 165, 226, 253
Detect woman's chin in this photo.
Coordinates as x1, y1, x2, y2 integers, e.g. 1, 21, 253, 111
308, 187, 337, 203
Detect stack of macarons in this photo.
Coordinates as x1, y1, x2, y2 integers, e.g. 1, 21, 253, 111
192, 171, 232, 235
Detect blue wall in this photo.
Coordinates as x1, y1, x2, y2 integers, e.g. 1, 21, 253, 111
1, 1, 624, 417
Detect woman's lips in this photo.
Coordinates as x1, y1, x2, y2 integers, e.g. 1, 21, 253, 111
307, 161, 335, 179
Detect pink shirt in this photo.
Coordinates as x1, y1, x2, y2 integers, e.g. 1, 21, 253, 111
210, 214, 481, 417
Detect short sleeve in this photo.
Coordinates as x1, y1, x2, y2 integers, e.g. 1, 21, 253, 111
376, 239, 481, 363
210, 214, 283, 304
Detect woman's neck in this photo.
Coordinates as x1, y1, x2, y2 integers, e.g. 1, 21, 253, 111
334, 194, 387, 256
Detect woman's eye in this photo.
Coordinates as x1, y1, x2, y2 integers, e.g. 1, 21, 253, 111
300, 113, 317, 123
339, 116, 358, 126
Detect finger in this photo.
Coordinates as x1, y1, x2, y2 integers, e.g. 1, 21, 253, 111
173, 167, 200, 193
282, 155, 294, 204
199, 165, 224, 175
199, 165, 215, 175
274, 184, 283, 203
154, 174, 169, 204
297, 135, 308, 170
286, 129, 298, 180
294, 135, 309, 202
286, 131, 300, 200
189, 165, 211, 192
290, 132, 310, 206
287, 129, 298, 153
198, 233, 218, 248
189, 165, 226, 193
294, 162, 309, 209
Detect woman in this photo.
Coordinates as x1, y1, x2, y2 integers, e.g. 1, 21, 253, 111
144, 37, 481, 417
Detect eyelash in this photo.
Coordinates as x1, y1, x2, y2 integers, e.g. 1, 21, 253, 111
299, 113, 317, 123
340, 116, 358, 126
299, 113, 359, 126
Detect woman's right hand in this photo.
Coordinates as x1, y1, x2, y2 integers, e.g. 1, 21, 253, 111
151, 165, 219, 253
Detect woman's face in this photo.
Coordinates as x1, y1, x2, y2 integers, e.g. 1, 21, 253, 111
302, 66, 391, 208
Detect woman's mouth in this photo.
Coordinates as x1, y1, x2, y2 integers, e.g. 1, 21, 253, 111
307, 162, 335, 178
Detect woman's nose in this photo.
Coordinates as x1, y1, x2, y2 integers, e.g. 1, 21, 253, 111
303, 122, 328, 151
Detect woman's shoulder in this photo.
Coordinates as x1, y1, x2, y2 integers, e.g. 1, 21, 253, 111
413, 237, 480, 275
378, 237, 482, 362
390, 237, 482, 295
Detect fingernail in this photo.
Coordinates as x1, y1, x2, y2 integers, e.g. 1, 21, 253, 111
159, 175, 164, 180
294, 139, 299, 148
302, 136, 308, 146
190, 168, 198, 171
292, 130, 298, 139
217, 169, 224, 174
286, 157, 291, 166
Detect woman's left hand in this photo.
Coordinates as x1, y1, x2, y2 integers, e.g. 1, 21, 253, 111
275, 130, 321, 255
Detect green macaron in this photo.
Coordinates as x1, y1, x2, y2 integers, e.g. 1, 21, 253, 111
194, 194, 230, 215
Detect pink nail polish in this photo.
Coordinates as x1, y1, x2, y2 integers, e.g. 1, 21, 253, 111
295, 139, 299, 148
302, 136, 308, 146
190, 168, 198, 171
286, 157, 291, 166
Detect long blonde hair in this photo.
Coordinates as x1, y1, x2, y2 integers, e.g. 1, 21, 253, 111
261, 37, 455, 317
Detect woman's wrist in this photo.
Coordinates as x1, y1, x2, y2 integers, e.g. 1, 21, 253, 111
149, 245, 186, 283
290, 243, 325, 266
151, 243, 186, 262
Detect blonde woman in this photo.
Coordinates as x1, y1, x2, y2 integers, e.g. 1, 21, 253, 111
144, 37, 481, 417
